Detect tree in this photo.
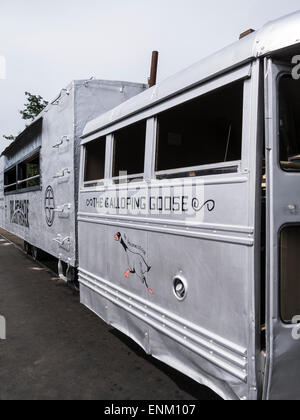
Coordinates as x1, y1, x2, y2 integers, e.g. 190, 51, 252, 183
3, 92, 48, 140
3, 135, 15, 141
20, 92, 48, 122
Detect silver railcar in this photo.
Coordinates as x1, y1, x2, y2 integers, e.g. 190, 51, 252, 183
0, 80, 146, 280
79, 12, 300, 400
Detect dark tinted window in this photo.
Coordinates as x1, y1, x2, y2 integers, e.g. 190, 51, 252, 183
4, 151, 41, 194
18, 153, 40, 189
84, 137, 106, 183
4, 167, 17, 193
280, 226, 300, 323
279, 75, 300, 171
156, 81, 244, 175
113, 121, 146, 181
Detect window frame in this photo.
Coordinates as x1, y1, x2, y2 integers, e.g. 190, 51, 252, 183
277, 71, 300, 173
111, 120, 147, 185
83, 136, 107, 188
279, 223, 300, 324
4, 148, 41, 195
153, 81, 245, 181
155, 161, 241, 180
4, 165, 17, 194
80, 64, 251, 190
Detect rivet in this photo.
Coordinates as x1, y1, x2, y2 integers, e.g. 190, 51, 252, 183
288, 204, 297, 213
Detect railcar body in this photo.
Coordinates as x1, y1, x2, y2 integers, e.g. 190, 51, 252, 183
79, 12, 300, 400
0, 80, 146, 279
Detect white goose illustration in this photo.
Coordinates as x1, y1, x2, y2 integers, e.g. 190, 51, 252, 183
114, 233, 153, 294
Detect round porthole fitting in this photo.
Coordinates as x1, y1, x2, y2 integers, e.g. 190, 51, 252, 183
173, 275, 188, 301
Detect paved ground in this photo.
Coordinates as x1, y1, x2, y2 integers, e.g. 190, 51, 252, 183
0, 232, 220, 401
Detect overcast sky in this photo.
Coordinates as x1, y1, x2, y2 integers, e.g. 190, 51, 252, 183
0, 0, 300, 152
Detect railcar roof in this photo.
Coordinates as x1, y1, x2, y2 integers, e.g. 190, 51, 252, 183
1, 116, 43, 156
82, 11, 300, 140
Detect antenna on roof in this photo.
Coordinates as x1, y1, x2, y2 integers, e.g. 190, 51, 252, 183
148, 51, 159, 88
239, 29, 255, 40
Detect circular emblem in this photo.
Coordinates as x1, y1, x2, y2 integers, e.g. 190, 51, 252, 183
45, 186, 55, 227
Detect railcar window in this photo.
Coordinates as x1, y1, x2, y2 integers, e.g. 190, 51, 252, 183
18, 153, 40, 190
280, 226, 300, 323
84, 137, 106, 186
112, 120, 146, 183
155, 81, 243, 178
279, 75, 300, 171
4, 166, 17, 193
4, 151, 40, 194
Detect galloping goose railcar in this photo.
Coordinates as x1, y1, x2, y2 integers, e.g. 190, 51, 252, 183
79, 12, 300, 400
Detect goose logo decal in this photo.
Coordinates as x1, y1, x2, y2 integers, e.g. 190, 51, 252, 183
114, 233, 153, 294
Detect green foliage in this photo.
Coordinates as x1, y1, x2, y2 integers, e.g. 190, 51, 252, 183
19, 91, 48, 121
3, 135, 15, 141
3, 92, 48, 140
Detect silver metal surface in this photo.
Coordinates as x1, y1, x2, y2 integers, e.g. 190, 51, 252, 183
78, 59, 262, 400
264, 59, 300, 400
79, 268, 248, 381
0, 80, 146, 267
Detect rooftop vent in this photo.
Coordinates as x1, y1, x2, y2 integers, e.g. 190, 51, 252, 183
239, 29, 255, 40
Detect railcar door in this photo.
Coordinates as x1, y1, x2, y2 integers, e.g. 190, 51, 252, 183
264, 58, 300, 400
